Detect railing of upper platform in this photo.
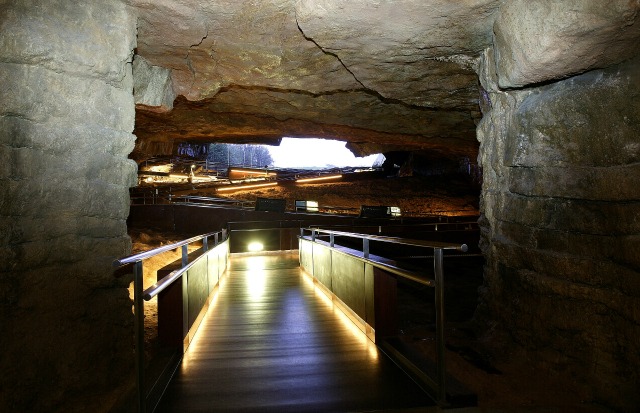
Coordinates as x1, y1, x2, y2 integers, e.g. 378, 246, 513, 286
299, 227, 468, 406
113, 229, 228, 413
129, 192, 478, 217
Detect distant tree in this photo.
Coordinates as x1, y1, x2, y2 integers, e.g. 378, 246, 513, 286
207, 143, 273, 168
177, 142, 208, 159
252, 145, 273, 167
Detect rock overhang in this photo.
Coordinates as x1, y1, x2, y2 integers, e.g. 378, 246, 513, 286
130, 0, 502, 160
129, 0, 640, 161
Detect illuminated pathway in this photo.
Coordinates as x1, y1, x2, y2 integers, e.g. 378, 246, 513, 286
155, 251, 434, 413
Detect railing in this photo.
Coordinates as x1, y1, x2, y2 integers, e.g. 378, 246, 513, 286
299, 227, 468, 406
170, 195, 255, 209
113, 229, 228, 413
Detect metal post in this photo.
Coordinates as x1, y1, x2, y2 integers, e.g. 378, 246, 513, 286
203, 236, 208, 252
330, 233, 334, 248
434, 248, 446, 405
182, 244, 188, 267
214, 232, 219, 246
311, 229, 316, 242
363, 238, 369, 259
133, 261, 146, 413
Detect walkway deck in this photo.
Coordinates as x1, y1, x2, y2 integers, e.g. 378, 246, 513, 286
155, 251, 435, 412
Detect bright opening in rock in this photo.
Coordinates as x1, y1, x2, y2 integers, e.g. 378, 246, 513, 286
208, 137, 383, 169
268, 137, 382, 169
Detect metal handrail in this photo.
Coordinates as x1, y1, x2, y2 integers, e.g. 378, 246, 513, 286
113, 231, 222, 266
142, 260, 193, 301
308, 228, 468, 252
113, 229, 228, 413
300, 227, 465, 406
170, 195, 254, 208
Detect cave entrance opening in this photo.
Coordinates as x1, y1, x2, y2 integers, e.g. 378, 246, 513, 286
207, 137, 383, 170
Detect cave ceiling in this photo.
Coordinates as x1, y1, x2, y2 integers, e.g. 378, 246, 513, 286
131, 0, 502, 160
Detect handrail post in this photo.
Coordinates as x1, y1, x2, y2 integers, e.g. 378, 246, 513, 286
434, 248, 446, 405
133, 260, 146, 413
311, 229, 316, 242
330, 233, 334, 248
214, 232, 219, 246
203, 236, 208, 252
363, 238, 369, 259
181, 244, 188, 267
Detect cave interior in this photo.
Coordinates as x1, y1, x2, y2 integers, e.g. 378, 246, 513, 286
1, 1, 639, 412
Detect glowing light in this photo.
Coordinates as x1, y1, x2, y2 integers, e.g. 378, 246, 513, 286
300, 269, 379, 361
295, 174, 343, 184
246, 256, 267, 300
247, 242, 264, 252
217, 182, 278, 192
229, 168, 277, 177
295, 200, 319, 212
182, 282, 223, 372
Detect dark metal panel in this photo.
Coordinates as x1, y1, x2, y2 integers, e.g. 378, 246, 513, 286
279, 228, 299, 250
331, 253, 366, 319
255, 197, 286, 212
218, 247, 227, 277
207, 253, 218, 294
373, 267, 398, 340
299, 239, 313, 275
365, 263, 375, 326
157, 270, 184, 348
230, 228, 281, 253
312, 243, 332, 290
186, 259, 208, 329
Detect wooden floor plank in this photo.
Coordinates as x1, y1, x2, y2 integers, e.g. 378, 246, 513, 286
155, 252, 434, 413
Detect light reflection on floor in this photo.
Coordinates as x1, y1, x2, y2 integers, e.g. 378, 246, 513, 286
159, 251, 433, 413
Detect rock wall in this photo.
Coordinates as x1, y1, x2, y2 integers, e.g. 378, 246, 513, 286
0, 1, 137, 411
477, 47, 640, 411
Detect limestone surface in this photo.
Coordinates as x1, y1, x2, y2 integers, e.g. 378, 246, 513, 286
133, 55, 176, 112
129, 0, 502, 160
493, 0, 640, 88
477, 51, 640, 411
4, 1, 640, 412
0, 1, 137, 411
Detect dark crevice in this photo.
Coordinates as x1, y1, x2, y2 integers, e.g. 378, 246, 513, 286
210, 83, 473, 114
186, 28, 210, 87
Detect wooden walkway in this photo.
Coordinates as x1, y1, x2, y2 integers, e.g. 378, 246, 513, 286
156, 251, 434, 413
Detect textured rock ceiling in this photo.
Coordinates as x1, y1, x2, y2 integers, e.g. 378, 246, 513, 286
131, 0, 503, 159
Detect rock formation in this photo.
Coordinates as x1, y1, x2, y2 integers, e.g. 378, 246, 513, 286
1, 1, 137, 411
478, 48, 640, 409
1, 0, 639, 411
132, 0, 500, 160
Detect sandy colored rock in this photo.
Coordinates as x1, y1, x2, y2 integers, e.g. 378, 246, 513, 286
133, 55, 176, 112
477, 53, 640, 411
129, 0, 494, 160
493, 0, 640, 88
0, 1, 137, 412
